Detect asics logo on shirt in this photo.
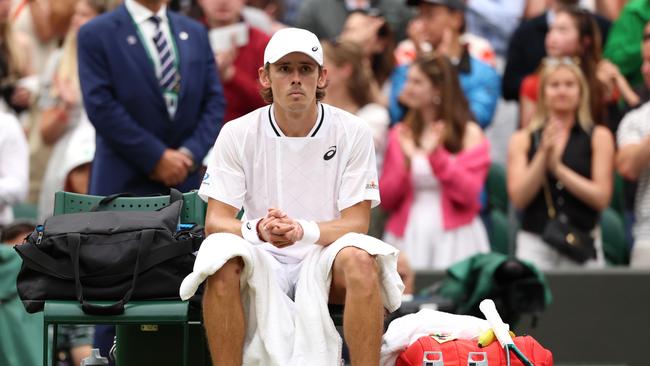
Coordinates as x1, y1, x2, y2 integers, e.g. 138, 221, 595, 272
246, 222, 252, 230
323, 146, 337, 160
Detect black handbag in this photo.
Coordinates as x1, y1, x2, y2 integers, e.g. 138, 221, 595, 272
14, 189, 203, 315
540, 178, 596, 263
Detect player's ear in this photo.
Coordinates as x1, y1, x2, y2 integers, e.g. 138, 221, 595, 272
317, 67, 328, 89
259, 65, 271, 88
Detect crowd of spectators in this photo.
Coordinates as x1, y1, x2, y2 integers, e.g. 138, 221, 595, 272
1, 0, 650, 363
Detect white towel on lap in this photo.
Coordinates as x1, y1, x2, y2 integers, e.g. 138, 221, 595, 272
180, 232, 404, 366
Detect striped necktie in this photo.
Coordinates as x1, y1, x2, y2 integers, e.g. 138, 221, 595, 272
149, 15, 180, 92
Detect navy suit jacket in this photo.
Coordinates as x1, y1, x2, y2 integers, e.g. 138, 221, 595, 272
78, 5, 225, 196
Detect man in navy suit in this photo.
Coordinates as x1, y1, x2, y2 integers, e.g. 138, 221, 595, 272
77, 0, 225, 359
78, 0, 225, 197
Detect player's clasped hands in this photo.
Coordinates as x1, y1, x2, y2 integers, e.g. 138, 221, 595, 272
258, 208, 304, 248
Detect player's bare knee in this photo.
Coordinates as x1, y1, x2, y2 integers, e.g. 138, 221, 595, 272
206, 257, 243, 297
341, 248, 378, 291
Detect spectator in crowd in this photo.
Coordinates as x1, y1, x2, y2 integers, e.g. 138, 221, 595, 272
603, 0, 650, 87
0, 112, 27, 226
322, 40, 390, 169
9, 0, 76, 75
198, 0, 270, 123
615, 21, 650, 268
519, 6, 638, 129
621, 21, 650, 107
381, 54, 491, 271
38, 0, 118, 221
508, 58, 614, 269
78, 0, 225, 197
11, 0, 76, 207
465, 0, 527, 60
339, 10, 396, 105
11, 0, 76, 203
296, 0, 413, 42
393, 12, 497, 69
77, 0, 225, 357
0, 0, 33, 115
389, 0, 501, 129
502, 0, 611, 101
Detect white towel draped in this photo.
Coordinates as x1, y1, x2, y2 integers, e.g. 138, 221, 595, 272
180, 232, 404, 366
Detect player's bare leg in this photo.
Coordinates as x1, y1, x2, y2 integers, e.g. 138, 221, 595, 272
330, 247, 383, 366
203, 257, 245, 366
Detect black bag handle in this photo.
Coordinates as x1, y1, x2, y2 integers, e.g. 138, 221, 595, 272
169, 188, 183, 204
90, 193, 135, 211
91, 189, 182, 212
70, 230, 154, 315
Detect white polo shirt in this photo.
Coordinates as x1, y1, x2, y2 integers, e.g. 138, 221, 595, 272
199, 103, 380, 262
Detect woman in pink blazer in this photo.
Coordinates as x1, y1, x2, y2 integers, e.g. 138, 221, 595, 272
380, 54, 491, 271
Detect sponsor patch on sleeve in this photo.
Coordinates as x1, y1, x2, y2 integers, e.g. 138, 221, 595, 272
365, 180, 378, 190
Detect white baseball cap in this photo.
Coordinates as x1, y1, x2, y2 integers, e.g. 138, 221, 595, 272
263, 28, 323, 66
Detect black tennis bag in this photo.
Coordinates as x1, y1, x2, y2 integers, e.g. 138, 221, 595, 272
14, 190, 203, 315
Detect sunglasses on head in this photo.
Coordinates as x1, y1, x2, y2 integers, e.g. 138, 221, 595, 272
542, 56, 580, 67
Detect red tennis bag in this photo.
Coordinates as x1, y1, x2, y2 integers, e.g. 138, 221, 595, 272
397, 335, 553, 366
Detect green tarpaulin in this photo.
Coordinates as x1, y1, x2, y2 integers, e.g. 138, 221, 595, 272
0, 245, 43, 366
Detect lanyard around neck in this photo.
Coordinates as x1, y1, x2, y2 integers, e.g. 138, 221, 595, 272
128, 12, 181, 90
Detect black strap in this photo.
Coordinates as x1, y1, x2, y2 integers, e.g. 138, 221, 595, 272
90, 193, 135, 211
15, 243, 74, 280
169, 188, 182, 204
532, 130, 557, 219
91, 189, 181, 212
87, 238, 192, 278
71, 230, 154, 316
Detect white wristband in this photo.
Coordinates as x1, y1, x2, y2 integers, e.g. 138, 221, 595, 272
297, 219, 320, 244
241, 218, 264, 245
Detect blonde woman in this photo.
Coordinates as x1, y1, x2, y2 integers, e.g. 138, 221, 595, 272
0, 0, 33, 114
508, 58, 614, 269
38, 0, 117, 221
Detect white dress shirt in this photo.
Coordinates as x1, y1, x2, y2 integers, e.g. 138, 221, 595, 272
124, 0, 178, 80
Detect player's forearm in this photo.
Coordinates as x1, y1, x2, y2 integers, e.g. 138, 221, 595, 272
205, 216, 243, 236
313, 200, 372, 245
315, 217, 369, 246
617, 141, 650, 180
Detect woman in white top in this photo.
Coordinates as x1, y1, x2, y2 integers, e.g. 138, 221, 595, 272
37, 0, 118, 221
0, 113, 27, 226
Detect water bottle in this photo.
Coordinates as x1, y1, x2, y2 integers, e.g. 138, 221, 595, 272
81, 349, 108, 366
